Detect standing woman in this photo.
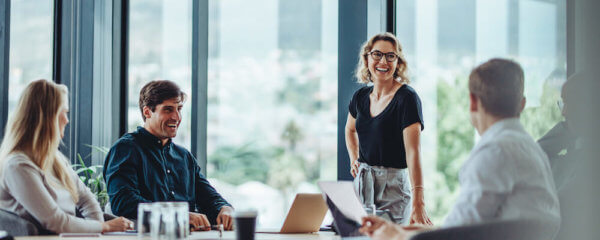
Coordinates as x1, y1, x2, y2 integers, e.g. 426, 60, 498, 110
0, 80, 133, 233
345, 33, 431, 225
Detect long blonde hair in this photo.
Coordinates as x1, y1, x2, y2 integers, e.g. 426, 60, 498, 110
355, 32, 409, 84
0, 79, 78, 202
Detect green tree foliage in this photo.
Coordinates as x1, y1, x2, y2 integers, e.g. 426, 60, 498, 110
432, 76, 475, 220
521, 82, 563, 139
208, 118, 319, 199
436, 76, 474, 192
281, 120, 304, 151
267, 151, 307, 192
276, 52, 330, 114
208, 143, 271, 185
277, 76, 323, 114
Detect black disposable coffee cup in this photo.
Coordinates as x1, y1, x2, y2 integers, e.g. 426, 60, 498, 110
234, 210, 257, 240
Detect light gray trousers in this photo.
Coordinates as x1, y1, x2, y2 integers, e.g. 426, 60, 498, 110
353, 162, 411, 223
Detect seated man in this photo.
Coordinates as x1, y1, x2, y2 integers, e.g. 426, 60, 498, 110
538, 75, 579, 190
550, 71, 600, 240
360, 58, 561, 240
103, 80, 233, 230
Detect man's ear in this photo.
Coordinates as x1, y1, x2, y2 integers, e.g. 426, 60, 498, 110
519, 97, 526, 114
143, 106, 153, 120
469, 93, 478, 112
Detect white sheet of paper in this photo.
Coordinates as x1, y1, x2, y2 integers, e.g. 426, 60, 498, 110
318, 181, 367, 224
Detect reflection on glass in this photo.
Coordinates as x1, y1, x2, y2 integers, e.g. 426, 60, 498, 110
8, 0, 53, 113
128, 0, 192, 149
207, 0, 338, 228
396, 0, 566, 223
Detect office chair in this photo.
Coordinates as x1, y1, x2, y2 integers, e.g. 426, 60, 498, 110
410, 219, 556, 240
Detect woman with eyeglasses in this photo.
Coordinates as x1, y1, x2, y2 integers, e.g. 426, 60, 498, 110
345, 33, 431, 225
0, 80, 133, 233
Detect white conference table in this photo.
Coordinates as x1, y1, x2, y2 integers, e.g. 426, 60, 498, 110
15, 231, 341, 240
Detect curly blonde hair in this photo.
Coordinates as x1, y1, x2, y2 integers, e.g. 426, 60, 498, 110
355, 32, 409, 84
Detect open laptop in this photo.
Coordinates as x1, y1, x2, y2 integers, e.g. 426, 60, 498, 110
258, 193, 328, 234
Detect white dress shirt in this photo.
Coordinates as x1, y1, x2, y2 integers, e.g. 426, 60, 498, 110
444, 118, 560, 229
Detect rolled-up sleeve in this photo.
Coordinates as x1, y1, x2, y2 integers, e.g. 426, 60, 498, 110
103, 141, 151, 219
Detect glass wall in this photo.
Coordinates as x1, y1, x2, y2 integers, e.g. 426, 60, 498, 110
395, 0, 566, 223
206, 0, 338, 228
128, 0, 192, 149
8, 0, 53, 113
1, 0, 573, 229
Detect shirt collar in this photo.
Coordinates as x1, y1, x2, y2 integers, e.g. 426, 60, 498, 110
136, 126, 172, 148
479, 117, 524, 142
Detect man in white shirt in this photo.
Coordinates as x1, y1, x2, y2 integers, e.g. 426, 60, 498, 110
359, 58, 561, 240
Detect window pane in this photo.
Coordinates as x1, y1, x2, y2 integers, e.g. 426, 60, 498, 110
207, 0, 338, 228
128, 0, 192, 149
8, 0, 53, 113
396, 0, 566, 223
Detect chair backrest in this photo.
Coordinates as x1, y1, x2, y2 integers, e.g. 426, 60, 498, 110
0, 209, 39, 236
410, 219, 556, 240
0, 208, 114, 236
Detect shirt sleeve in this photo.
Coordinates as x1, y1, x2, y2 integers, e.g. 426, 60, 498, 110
444, 144, 515, 227
3, 158, 103, 233
103, 141, 152, 219
348, 88, 361, 118
72, 166, 104, 221
191, 153, 231, 224
400, 92, 424, 131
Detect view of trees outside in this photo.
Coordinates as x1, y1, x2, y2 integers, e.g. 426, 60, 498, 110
3, 0, 570, 230
396, 0, 566, 223
128, 0, 193, 149
8, 0, 53, 113
126, 0, 338, 228
77, 0, 564, 228
206, 0, 338, 228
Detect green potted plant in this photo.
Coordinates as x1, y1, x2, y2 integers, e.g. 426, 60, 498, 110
72, 145, 109, 211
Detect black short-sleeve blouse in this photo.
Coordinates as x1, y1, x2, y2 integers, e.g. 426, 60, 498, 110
348, 84, 424, 168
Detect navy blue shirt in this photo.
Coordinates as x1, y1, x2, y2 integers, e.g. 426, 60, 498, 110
103, 127, 231, 222
349, 85, 424, 169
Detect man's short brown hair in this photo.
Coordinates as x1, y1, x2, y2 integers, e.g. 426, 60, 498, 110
469, 58, 524, 118
139, 80, 187, 121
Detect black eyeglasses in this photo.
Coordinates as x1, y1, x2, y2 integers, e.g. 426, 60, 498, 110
367, 50, 399, 62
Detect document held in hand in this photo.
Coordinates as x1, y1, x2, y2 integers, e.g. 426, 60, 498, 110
317, 181, 367, 224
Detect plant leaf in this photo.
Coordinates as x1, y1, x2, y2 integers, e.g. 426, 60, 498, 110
85, 144, 109, 155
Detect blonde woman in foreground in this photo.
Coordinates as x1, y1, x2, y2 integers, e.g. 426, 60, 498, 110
0, 79, 133, 233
